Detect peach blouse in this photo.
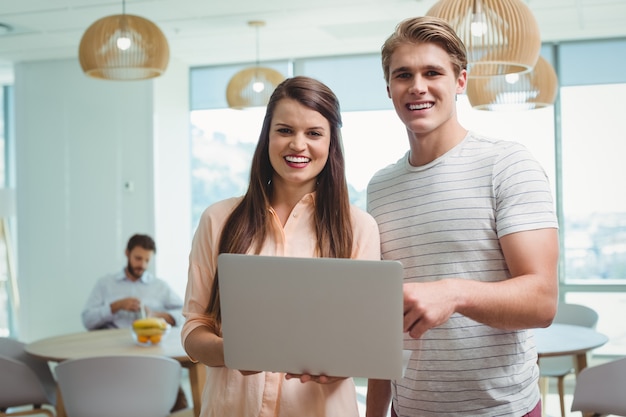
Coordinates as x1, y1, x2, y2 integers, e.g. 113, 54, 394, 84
182, 194, 382, 417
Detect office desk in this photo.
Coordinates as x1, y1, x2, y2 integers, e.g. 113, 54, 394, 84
26, 327, 204, 417
534, 323, 608, 372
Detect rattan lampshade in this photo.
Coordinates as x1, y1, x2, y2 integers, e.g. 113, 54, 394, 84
79, 13, 169, 80
466, 56, 558, 111
426, 0, 541, 78
226, 21, 285, 109
226, 67, 285, 109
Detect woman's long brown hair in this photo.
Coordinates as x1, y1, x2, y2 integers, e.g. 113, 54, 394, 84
205, 76, 354, 333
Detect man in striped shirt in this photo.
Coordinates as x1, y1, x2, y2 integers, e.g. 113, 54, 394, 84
365, 16, 559, 417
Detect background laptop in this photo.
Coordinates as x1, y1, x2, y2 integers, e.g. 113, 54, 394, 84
217, 253, 404, 380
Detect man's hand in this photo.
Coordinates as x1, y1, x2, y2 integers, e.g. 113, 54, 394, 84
403, 280, 457, 339
238, 370, 263, 376
111, 297, 142, 313
145, 307, 175, 325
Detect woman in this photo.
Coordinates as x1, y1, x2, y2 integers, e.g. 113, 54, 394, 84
181, 76, 381, 417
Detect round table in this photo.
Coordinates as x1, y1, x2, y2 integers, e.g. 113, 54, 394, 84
26, 327, 204, 417
26, 327, 188, 362
534, 323, 608, 365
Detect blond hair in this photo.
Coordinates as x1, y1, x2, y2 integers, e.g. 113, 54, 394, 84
381, 16, 468, 83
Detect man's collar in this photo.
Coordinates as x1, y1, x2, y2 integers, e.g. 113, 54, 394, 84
116, 268, 152, 283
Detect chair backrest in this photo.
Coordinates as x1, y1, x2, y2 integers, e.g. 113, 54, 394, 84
571, 357, 626, 416
553, 303, 599, 328
55, 355, 181, 417
0, 337, 57, 410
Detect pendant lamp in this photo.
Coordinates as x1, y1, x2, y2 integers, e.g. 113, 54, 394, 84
78, 0, 169, 80
466, 56, 558, 111
426, 0, 541, 78
226, 21, 285, 109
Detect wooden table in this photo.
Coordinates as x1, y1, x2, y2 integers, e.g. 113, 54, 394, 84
26, 327, 205, 417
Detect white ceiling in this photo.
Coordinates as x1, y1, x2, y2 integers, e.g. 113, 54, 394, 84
1, 0, 625, 77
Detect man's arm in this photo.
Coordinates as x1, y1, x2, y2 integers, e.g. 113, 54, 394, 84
366, 379, 392, 417
110, 297, 142, 314
403, 228, 559, 338
81, 279, 115, 330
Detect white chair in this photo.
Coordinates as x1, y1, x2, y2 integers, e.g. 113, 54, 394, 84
55, 355, 181, 417
539, 303, 599, 417
570, 357, 626, 416
0, 337, 56, 417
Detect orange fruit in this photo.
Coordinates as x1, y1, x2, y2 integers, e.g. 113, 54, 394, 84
137, 335, 150, 343
150, 334, 162, 344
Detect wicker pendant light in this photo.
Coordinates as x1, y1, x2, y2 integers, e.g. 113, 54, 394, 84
466, 56, 558, 111
226, 21, 285, 109
426, 0, 541, 78
78, 0, 169, 81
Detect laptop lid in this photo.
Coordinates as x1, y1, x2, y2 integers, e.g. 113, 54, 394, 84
217, 253, 404, 380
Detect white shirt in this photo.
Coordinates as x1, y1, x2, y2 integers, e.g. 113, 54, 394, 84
82, 269, 184, 330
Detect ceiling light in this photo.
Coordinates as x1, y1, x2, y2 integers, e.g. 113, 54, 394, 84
226, 21, 285, 109
78, 0, 169, 81
427, 0, 541, 78
466, 56, 559, 111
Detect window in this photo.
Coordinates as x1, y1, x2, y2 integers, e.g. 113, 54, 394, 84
190, 108, 264, 230
189, 107, 408, 228
560, 84, 626, 283
189, 40, 626, 356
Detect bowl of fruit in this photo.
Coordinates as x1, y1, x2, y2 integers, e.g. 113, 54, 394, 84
131, 317, 170, 346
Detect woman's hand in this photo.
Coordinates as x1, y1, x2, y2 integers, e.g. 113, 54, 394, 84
284, 373, 346, 384
238, 370, 262, 376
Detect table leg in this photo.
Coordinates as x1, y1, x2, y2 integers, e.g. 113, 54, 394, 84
575, 352, 588, 375
186, 362, 206, 417
55, 386, 66, 417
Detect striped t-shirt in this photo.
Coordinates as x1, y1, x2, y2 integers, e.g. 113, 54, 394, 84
366, 132, 558, 416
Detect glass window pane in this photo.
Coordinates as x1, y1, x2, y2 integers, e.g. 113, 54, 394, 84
561, 84, 626, 283
341, 110, 407, 209
559, 39, 626, 86
189, 108, 263, 230
295, 55, 391, 111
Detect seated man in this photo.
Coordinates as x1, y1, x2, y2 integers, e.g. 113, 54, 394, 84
82, 233, 184, 330
81, 233, 188, 411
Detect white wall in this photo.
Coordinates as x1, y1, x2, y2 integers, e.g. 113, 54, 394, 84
14, 58, 190, 342
153, 60, 192, 299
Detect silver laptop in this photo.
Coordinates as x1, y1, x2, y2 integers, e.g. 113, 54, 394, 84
217, 253, 404, 380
